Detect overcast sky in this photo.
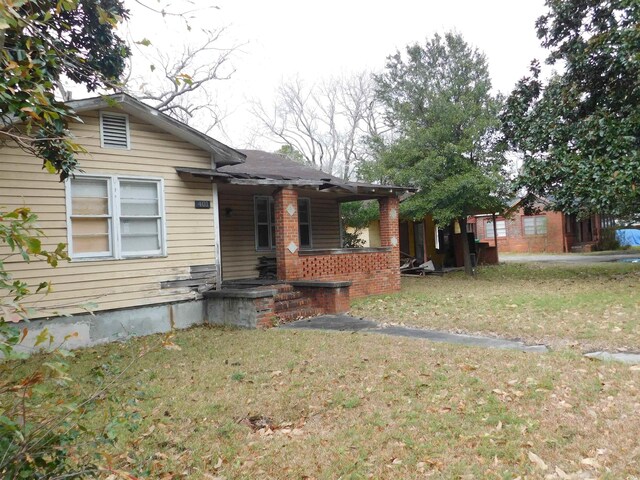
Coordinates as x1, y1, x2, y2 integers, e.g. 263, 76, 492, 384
122, 0, 551, 148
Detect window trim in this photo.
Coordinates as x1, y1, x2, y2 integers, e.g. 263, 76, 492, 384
254, 196, 274, 251
66, 174, 167, 261
298, 197, 313, 250
485, 219, 507, 239
99, 111, 131, 150
522, 215, 547, 236
253, 195, 313, 251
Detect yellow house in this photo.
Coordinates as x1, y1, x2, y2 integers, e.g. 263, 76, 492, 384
2, 94, 409, 348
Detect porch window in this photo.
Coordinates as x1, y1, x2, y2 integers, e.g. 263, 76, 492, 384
485, 219, 506, 238
298, 198, 312, 249
67, 175, 165, 260
523, 216, 547, 236
254, 196, 312, 250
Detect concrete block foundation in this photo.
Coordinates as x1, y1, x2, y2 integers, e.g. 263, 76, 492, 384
12, 299, 207, 354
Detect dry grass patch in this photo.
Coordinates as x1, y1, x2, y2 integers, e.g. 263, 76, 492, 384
8, 326, 640, 479
352, 262, 640, 352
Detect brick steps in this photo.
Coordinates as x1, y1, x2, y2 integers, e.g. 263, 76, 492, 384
274, 297, 312, 312
273, 284, 322, 324
273, 290, 302, 302
276, 306, 324, 323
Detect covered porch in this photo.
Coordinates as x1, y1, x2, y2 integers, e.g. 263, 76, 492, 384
176, 150, 410, 326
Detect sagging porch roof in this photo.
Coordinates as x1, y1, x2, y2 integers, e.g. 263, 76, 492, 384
176, 149, 414, 199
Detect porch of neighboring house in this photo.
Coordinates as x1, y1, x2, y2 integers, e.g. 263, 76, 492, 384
565, 213, 612, 252
176, 150, 409, 328
393, 215, 499, 273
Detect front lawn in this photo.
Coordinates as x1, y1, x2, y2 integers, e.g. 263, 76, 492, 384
352, 262, 640, 352
6, 327, 640, 478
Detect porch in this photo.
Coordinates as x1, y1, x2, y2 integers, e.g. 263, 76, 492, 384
176, 149, 410, 325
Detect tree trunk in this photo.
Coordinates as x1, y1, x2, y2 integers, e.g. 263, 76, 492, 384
460, 217, 474, 276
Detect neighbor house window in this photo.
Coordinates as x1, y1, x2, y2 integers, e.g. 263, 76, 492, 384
67, 175, 165, 260
100, 112, 130, 149
485, 219, 506, 239
523, 215, 547, 236
254, 196, 312, 250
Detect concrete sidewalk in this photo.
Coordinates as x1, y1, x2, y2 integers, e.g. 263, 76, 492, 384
280, 315, 548, 353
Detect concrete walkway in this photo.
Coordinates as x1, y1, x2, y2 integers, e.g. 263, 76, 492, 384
280, 315, 548, 353
282, 315, 640, 364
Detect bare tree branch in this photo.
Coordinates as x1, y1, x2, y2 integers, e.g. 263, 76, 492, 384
126, 28, 240, 132
250, 72, 386, 179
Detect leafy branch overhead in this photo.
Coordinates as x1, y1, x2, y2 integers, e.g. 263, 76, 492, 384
502, 0, 640, 220
0, 0, 130, 180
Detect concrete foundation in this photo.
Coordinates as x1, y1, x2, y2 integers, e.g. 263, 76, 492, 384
204, 288, 277, 329
12, 299, 206, 354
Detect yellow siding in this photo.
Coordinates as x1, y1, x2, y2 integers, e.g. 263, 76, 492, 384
368, 220, 381, 248
218, 185, 341, 280
0, 109, 217, 318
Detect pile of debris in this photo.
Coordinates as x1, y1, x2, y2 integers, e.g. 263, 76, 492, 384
400, 253, 438, 276
257, 256, 277, 279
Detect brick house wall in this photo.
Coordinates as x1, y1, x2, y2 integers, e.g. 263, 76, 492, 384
475, 209, 566, 253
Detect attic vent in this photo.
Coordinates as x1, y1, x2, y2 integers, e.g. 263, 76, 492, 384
100, 112, 130, 149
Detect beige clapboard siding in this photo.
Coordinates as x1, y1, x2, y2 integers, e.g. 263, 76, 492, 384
0, 108, 217, 318
218, 185, 342, 280
218, 184, 262, 280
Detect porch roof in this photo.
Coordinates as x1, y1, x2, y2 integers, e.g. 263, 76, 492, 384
176, 149, 414, 199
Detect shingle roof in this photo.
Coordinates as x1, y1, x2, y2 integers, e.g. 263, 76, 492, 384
176, 149, 413, 197
219, 150, 343, 183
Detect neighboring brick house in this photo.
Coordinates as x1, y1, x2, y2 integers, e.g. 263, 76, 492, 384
470, 207, 608, 253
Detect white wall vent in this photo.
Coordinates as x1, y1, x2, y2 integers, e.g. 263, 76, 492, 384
100, 112, 130, 149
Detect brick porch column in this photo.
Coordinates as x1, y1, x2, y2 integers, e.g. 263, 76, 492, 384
378, 196, 401, 291
274, 188, 301, 281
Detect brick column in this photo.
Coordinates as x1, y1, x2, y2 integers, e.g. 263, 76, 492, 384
274, 188, 301, 281
378, 196, 401, 291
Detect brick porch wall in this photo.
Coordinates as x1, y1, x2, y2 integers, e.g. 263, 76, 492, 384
299, 251, 398, 298
273, 189, 402, 299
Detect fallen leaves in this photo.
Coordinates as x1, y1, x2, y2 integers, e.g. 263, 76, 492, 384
528, 451, 548, 471
237, 415, 306, 438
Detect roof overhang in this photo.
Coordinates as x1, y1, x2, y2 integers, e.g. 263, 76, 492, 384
67, 93, 246, 167
175, 166, 417, 198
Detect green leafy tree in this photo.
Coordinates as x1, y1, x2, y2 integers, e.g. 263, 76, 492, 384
502, 0, 640, 221
0, 0, 130, 179
340, 201, 379, 248
275, 144, 306, 164
363, 32, 507, 274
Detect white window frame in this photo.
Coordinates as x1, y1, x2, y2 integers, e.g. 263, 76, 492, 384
485, 219, 507, 239
66, 174, 167, 261
253, 196, 312, 251
523, 215, 547, 236
99, 111, 131, 150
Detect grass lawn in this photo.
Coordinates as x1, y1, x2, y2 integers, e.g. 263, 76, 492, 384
7, 327, 640, 479
352, 262, 640, 352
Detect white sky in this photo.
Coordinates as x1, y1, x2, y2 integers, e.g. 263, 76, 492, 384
120, 0, 550, 148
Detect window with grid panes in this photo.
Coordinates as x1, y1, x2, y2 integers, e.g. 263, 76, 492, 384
67, 176, 165, 259
254, 196, 312, 250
